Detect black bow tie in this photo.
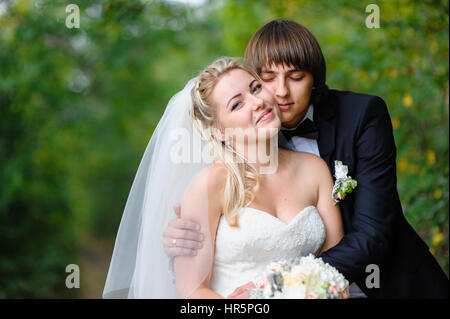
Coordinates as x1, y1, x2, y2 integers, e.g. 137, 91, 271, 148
282, 118, 319, 141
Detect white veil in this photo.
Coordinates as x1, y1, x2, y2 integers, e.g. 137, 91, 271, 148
103, 79, 213, 298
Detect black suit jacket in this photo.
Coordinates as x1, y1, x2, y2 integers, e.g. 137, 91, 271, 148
303, 89, 448, 298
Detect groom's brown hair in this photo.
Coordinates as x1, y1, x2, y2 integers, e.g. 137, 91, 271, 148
244, 19, 328, 105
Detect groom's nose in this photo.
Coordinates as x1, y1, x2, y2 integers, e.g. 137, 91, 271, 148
275, 78, 289, 97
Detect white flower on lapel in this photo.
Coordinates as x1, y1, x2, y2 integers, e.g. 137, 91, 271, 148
332, 161, 357, 204
334, 162, 348, 179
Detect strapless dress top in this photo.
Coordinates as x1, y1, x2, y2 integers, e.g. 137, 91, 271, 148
209, 205, 326, 297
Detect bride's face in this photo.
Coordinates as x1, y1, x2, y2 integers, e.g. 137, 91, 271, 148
210, 68, 281, 144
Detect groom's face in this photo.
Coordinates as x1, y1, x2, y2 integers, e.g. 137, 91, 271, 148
259, 63, 314, 128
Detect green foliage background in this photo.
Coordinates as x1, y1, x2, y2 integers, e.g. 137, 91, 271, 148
0, 0, 448, 298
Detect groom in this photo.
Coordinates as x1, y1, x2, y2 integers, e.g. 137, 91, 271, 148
163, 19, 448, 298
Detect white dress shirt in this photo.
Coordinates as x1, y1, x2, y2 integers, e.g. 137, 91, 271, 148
279, 104, 320, 156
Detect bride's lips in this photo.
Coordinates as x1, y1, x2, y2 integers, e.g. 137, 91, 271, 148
278, 103, 294, 111
256, 109, 273, 125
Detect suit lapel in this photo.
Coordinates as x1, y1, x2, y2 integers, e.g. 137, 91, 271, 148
314, 92, 337, 173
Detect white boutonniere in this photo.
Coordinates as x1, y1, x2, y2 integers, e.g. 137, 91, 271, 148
332, 161, 357, 204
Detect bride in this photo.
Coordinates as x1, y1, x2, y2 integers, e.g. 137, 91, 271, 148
103, 57, 344, 299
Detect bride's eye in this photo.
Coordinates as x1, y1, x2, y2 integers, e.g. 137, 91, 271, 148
252, 84, 262, 94
231, 102, 241, 111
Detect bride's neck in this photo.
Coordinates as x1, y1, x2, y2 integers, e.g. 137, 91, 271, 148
239, 136, 279, 173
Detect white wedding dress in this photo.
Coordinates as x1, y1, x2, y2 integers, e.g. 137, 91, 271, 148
210, 205, 326, 297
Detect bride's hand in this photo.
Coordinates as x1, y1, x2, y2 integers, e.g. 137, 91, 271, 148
227, 282, 256, 299
163, 203, 205, 257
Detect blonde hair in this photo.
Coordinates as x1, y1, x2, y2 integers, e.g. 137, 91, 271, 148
190, 57, 260, 226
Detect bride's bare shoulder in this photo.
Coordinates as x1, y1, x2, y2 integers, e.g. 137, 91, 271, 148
280, 150, 331, 185
281, 149, 326, 169
180, 163, 226, 218
184, 163, 226, 187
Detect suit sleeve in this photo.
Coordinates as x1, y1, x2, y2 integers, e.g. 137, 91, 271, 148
320, 96, 397, 284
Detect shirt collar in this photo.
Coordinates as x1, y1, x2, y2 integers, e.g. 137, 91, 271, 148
281, 104, 314, 131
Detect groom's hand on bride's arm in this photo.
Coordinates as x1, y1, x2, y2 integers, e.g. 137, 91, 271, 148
227, 282, 256, 299
163, 203, 205, 258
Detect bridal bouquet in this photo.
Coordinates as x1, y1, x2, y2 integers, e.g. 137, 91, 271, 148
249, 254, 350, 299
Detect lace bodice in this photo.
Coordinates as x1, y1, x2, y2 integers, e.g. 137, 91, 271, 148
209, 206, 326, 297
